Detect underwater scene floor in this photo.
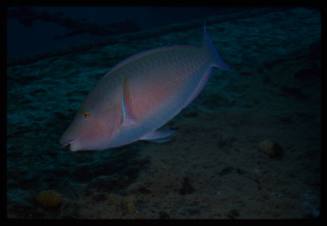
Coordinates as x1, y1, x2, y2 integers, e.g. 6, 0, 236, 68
7, 7, 321, 219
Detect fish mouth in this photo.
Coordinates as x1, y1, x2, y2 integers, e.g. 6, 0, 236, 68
63, 143, 71, 150
60, 138, 74, 151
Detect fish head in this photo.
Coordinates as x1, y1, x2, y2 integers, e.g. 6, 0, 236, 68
60, 109, 114, 151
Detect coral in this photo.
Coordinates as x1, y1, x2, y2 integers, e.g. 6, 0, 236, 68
35, 190, 63, 209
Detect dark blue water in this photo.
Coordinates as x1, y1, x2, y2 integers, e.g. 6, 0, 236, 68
7, 7, 225, 60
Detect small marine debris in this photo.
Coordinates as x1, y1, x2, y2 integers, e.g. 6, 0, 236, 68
179, 177, 195, 195
257, 139, 283, 159
35, 190, 63, 209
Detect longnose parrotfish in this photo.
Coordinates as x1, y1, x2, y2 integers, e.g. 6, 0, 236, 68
60, 24, 231, 151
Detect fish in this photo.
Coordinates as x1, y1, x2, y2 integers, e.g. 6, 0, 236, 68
60, 24, 231, 151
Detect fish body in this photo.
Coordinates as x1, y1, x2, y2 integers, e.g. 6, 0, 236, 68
60, 25, 230, 151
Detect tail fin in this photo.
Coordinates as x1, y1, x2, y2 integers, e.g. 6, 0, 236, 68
203, 22, 231, 70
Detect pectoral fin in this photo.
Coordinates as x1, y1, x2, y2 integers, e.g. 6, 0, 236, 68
121, 77, 136, 127
140, 128, 175, 143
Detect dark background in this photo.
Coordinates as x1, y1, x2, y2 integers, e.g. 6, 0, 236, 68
7, 7, 223, 60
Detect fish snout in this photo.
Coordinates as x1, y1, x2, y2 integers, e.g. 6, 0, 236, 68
62, 140, 80, 152
60, 136, 76, 151
62, 142, 71, 150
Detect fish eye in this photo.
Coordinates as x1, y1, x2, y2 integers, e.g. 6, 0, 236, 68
83, 112, 90, 118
